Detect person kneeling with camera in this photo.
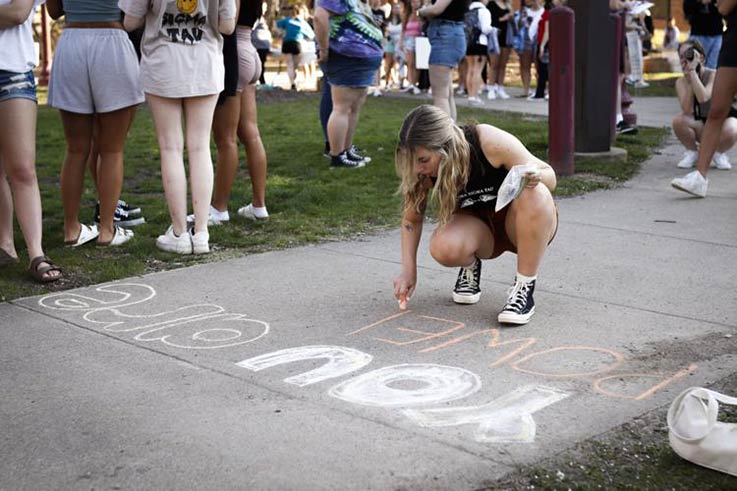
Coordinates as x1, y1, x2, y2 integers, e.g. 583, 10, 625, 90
673, 40, 737, 170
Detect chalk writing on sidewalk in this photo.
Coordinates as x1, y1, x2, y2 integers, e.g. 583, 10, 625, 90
37, 283, 698, 444
38, 283, 269, 349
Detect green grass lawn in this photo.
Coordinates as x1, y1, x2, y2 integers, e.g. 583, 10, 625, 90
0, 94, 667, 301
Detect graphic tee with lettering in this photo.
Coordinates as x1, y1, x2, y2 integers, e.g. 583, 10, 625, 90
318, 0, 383, 59
119, 0, 237, 97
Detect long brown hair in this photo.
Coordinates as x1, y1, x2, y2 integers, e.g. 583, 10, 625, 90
395, 105, 471, 225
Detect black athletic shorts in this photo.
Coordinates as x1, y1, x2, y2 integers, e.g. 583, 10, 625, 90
282, 40, 301, 55
466, 43, 487, 56
718, 28, 737, 68
218, 32, 239, 105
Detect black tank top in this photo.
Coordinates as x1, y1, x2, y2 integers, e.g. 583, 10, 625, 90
436, 0, 469, 22
457, 125, 508, 211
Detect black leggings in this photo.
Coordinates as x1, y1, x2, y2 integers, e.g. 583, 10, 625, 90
534, 52, 548, 99
257, 49, 269, 84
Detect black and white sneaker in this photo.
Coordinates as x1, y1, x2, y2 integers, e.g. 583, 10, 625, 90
615, 120, 638, 135
347, 145, 371, 164
95, 203, 146, 228
452, 257, 481, 304
330, 151, 365, 169
117, 199, 141, 215
497, 278, 536, 325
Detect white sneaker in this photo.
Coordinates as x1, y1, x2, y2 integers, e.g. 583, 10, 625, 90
191, 230, 210, 254
497, 86, 511, 99
487, 85, 497, 100
187, 205, 229, 226
677, 150, 699, 169
411, 86, 421, 95
237, 203, 269, 221
156, 225, 193, 254
671, 170, 708, 198
712, 152, 732, 170
468, 96, 484, 105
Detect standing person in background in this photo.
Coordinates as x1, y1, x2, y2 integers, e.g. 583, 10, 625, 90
384, 2, 405, 90
486, 0, 513, 99
46, 0, 144, 247
120, 0, 237, 254
401, 0, 424, 95
206, 0, 271, 224
0, 0, 63, 282
671, 0, 737, 197
514, 0, 539, 98
418, 0, 469, 120
664, 17, 681, 50
464, 0, 492, 104
314, 0, 383, 168
530, 0, 552, 100
252, 5, 272, 86
684, 0, 725, 69
276, 5, 315, 91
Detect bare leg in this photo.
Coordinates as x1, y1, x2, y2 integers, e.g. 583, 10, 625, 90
429, 213, 495, 267
519, 51, 532, 96
345, 89, 368, 151
0, 166, 16, 259
59, 110, 93, 243
672, 114, 702, 151
717, 117, 737, 152
696, 68, 737, 175
147, 94, 186, 235
327, 85, 366, 155
0, 98, 56, 277
183, 94, 218, 235
287, 54, 296, 88
405, 51, 417, 87
238, 85, 268, 208
496, 48, 510, 86
95, 105, 137, 243
212, 93, 241, 212
429, 65, 455, 119
505, 184, 557, 277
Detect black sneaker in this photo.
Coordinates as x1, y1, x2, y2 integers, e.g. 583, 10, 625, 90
330, 151, 365, 169
347, 145, 371, 164
452, 257, 481, 304
497, 278, 536, 325
95, 203, 146, 228
117, 199, 141, 215
616, 120, 638, 135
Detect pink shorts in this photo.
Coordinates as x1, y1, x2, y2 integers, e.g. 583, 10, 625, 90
236, 26, 262, 90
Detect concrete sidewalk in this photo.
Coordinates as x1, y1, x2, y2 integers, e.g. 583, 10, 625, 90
2, 97, 736, 490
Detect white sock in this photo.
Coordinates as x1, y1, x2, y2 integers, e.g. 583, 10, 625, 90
251, 205, 269, 218
516, 273, 537, 284
616, 113, 623, 124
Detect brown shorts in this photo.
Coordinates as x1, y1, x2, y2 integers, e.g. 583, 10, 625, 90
458, 204, 559, 259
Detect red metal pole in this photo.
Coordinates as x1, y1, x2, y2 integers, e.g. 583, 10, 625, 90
38, 5, 51, 86
548, 7, 574, 176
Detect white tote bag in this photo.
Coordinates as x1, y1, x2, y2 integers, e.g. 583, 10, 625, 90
415, 36, 431, 70
667, 387, 737, 477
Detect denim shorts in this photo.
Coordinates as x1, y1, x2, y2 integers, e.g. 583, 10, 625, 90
0, 70, 37, 104
323, 51, 382, 88
428, 20, 466, 68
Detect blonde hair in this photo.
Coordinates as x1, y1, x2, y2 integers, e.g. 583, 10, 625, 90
395, 105, 470, 225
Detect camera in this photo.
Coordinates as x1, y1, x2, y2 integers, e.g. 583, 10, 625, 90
683, 47, 695, 61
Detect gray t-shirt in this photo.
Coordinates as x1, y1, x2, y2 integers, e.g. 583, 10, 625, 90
119, 0, 236, 98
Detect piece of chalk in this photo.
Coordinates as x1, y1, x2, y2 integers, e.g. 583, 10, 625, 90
398, 299, 407, 310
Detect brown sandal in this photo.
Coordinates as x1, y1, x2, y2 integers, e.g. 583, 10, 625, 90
28, 255, 63, 284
